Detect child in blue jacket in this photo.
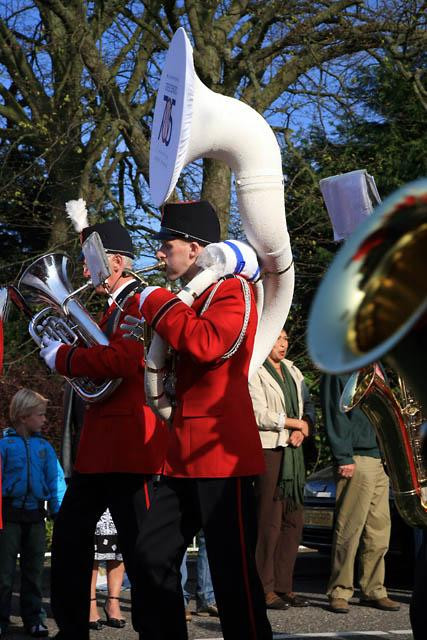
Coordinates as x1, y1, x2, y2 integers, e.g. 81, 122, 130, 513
0, 389, 66, 638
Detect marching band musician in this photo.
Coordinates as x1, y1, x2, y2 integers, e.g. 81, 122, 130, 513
38, 220, 168, 640
121, 200, 273, 640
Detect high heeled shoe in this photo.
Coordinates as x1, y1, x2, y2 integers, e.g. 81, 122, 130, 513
103, 596, 126, 628
89, 597, 103, 630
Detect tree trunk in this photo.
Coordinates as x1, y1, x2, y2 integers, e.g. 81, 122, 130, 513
46, 154, 91, 248
201, 159, 231, 239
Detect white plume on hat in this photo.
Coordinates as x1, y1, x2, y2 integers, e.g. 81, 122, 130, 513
65, 198, 89, 233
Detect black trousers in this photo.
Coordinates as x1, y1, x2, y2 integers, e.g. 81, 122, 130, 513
51, 472, 154, 640
135, 476, 272, 640
0, 521, 46, 629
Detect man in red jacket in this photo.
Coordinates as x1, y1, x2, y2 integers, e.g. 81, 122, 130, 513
39, 220, 168, 640
124, 201, 272, 640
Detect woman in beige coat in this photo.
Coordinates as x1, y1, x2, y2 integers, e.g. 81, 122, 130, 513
249, 329, 315, 610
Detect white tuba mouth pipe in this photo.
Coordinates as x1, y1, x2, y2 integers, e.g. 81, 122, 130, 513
149, 28, 294, 389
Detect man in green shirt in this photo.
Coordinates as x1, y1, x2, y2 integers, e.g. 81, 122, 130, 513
320, 372, 400, 614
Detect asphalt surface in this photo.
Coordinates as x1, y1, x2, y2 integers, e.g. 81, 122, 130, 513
4, 549, 414, 639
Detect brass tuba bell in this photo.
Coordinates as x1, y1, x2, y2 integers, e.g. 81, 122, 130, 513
308, 178, 427, 413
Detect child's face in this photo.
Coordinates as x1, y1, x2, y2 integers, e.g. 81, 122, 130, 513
21, 406, 47, 433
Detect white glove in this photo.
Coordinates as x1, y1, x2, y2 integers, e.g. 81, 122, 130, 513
120, 315, 146, 341
40, 336, 63, 371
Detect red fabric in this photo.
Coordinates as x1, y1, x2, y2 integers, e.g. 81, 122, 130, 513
141, 278, 265, 478
55, 293, 168, 474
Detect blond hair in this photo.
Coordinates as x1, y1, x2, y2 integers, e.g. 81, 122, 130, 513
9, 388, 48, 425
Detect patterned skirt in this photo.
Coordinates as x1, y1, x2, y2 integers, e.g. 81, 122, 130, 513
94, 508, 123, 561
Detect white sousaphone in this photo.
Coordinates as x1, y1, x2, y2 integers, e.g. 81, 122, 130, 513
146, 27, 294, 421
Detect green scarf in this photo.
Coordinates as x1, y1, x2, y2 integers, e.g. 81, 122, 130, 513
263, 359, 306, 509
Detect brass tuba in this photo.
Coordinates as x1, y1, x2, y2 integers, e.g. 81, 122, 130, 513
308, 178, 427, 526
340, 366, 427, 527
18, 252, 121, 403
308, 178, 427, 411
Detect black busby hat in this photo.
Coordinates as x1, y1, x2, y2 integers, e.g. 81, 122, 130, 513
154, 200, 221, 245
81, 220, 135, 259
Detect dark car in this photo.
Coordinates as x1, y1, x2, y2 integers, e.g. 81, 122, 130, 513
302, 465, 416, 568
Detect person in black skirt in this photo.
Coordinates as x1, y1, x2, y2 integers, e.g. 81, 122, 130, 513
90, 509, 126, 630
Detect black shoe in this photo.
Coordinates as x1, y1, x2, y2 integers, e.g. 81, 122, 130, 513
103, 596, 126, 628
196, 603, 219, 617
27, 623, 49, 638
89, 620, 103, 630
265, 592, 290, 610
89, 596, 103, 630
278, 592, 310, 607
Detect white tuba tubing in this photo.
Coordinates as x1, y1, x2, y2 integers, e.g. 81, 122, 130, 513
235, 177, 294, 378
144, 334, 171, 420
185, 75, 294, 378
182, 77, 283, 177
253, 280, 264, 333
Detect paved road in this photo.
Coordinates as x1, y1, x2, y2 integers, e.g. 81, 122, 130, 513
5, 549, 414, 639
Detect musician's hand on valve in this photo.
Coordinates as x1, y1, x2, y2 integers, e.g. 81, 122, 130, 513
36, 319, 55, 341
39, 336, 63, 371
120, 315, 145, 341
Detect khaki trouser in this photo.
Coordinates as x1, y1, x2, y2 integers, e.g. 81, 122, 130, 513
327, 455, 391, 601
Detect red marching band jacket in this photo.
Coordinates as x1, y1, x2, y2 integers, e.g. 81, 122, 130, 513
140, 276, 265, 478
55, 293, 168, 474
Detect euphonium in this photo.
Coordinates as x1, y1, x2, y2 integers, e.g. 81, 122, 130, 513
341, 366, 427, 527
18, 253, 121, 403
308, 178, 427, 526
